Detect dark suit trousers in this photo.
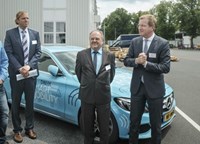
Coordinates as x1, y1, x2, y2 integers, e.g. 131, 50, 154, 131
129, 83, 163, 144
81, 101, 110, 144
10, 77, 36, 133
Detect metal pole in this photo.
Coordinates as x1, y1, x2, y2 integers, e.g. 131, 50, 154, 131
103, 22, 105, 42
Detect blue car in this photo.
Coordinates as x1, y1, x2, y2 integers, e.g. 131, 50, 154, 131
4, 45, 176, 143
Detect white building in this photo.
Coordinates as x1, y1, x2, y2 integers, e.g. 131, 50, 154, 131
0, 0, 100, 48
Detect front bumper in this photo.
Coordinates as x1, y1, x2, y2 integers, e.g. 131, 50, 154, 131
111, 98, 176, 139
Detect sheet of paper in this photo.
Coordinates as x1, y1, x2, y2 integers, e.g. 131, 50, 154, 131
16, 69, 38, 81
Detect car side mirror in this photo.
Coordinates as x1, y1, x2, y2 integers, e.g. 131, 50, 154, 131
48, 65, 59, 76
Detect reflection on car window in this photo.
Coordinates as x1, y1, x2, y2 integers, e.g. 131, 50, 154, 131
120, 40, 131, 47
38, 53, 56, 72
54, 51, 77, 75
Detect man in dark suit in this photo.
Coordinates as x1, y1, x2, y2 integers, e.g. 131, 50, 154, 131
4, 11, 41, 143
124, 14, 170, 144
75, 30, 115, 144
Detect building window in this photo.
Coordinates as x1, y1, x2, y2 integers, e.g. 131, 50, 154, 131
56, 22, 66, 43
44, 22, 66, 44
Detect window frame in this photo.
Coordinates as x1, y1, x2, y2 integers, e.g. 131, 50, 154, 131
44, 21, 66, 45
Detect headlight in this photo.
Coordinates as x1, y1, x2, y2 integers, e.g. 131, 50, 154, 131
114, 97, 131, 111
114, 97, 149, 112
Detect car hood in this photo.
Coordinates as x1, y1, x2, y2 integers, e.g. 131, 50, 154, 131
164, 83, 173, 96
111, 67, 132, 98
111, 67, 173, 98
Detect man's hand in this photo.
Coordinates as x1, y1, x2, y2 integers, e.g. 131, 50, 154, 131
19, 65, 31, 78
135, 52, 147, 65
0, 79, 3, 84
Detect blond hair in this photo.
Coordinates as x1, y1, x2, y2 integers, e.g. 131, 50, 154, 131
139, 14, 157, 30
15, 11, 28, 25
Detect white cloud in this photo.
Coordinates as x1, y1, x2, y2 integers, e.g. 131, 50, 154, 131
97, 0, 162, 21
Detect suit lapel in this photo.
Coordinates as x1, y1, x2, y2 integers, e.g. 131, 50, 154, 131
148, 35, 158, 53
14, 28, 22, 47
86, 48, 96, 73
28, 29, 33, 49
27, 29, 34, 60
137, 38, 143, 54
85, 48, 109, 75
98, 50, 108, 74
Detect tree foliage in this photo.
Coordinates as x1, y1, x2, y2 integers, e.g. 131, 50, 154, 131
150, 0, 176, 40
130, 11, 150, 34
100, 0, 200, 48
173, 0, 200, 48
101, 8, 132, 41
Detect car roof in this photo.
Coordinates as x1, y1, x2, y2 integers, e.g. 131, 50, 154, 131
41, 45, 85, 53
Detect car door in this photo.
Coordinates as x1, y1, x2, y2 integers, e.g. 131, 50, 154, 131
34, 52, 66, 118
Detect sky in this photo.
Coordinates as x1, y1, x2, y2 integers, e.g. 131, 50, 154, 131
97, 0, 162, 21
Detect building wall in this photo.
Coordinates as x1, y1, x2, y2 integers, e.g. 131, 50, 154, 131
65, 0, 100, 47
0, 0, 99, 48
0, 0, 42, 43
66, 0, 90, 47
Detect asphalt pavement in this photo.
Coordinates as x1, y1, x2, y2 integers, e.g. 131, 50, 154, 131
6, 48, 200, 144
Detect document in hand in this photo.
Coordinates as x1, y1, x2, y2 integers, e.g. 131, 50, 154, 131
16, 69, 38, 81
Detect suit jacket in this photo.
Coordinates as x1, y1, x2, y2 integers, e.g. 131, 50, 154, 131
75, 48, 115, 105
4, 27, 41, 78
124, 35, 170, 98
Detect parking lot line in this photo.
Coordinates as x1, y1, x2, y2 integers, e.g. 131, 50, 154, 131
175, 106, 200, 132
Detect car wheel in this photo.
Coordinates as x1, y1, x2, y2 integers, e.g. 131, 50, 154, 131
79, 110, 119, 144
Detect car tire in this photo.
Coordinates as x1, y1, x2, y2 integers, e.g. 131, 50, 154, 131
79, 111, 119, 144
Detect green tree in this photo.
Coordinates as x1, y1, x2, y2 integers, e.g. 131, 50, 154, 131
101, 8, 132, 42
130, 12, 139, 34
150, 0, 176, 40
130, 11, 150, 34
173, 0, 200, 48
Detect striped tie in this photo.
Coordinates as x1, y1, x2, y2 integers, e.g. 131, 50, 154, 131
22, 30, 29, 65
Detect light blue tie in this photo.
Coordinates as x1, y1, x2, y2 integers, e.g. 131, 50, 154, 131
143, 39, 148, 53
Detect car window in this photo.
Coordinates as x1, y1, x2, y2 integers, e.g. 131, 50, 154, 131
110, 34, 140, 47
54, 51, 77, 75
38, 53, 57, 72
120, 40, 131, 47
111, 40, 120, 47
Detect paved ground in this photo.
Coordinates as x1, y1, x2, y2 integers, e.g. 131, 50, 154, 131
5, 48, 200, 144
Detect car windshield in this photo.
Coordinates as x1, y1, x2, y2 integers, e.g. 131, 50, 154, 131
53, 51, 124, 75
54, 51, 77, 75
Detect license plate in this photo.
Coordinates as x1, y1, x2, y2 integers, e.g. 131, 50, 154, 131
163, 109, 174, 122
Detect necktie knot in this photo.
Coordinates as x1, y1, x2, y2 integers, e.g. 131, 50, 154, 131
22, 30, 26, 34
93, 51, 98, 54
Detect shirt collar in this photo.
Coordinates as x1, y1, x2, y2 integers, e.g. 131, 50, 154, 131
18, 27, 28, 33
91, 48, 102, 55
143, 33, 155, 42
